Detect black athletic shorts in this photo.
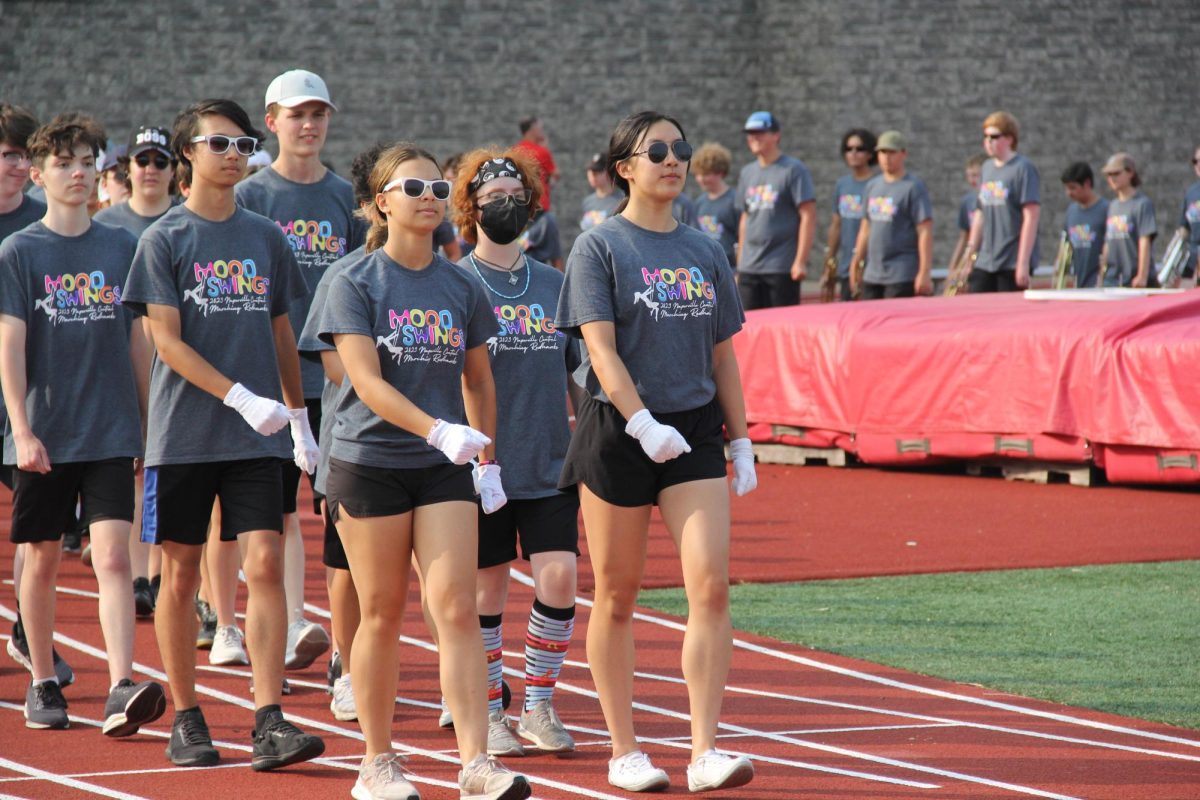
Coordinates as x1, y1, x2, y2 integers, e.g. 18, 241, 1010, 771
559, 395, 727, 507
281, 398, 322, 515
321, 498, 349, 570
11, 458, 134, 544
142, 458, 284, 545
477, 492, 580, 569
326, 458, 474, 521
967, 269, 1019, 293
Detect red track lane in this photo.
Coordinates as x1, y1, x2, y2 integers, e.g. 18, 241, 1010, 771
0, 465, 1198, 799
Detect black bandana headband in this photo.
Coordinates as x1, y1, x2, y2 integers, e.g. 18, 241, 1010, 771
470, 157, 524, 193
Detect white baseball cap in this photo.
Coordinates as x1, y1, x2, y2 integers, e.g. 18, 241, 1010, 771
264, 69, 337, 111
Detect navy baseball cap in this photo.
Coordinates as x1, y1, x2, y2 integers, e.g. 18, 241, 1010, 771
744, 111, 780, 132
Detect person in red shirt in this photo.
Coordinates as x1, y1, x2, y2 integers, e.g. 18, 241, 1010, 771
513, 116, 558, 212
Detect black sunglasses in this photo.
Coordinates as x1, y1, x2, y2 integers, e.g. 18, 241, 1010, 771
631, 140, 693, 164
844, 145, 869, 153
983, 133, 1005, 141
134, 153, 172, 170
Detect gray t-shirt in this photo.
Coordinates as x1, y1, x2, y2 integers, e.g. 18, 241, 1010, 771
734, 154, 815, 274
0, 221, 141, 463
1064, 197, 1109, 288
236, 166, 360, 399
1103, 192, 1156, 287
695, 188, 739, 267
976, 154, 1040, 273
957, 190, 978, 232
93, 200, 177, 239
580, 192, 622, 232
123, 205, 307, 466
556, 215, 743, 414
460, 254, 577, 498
1179, 181, 1200, 272
519, 210, 562, 264
297, 245, 367, 496
0, 194, 46, 436
862, 174, 933, 285
833, 174, 871, 276
317, 251, 493, 469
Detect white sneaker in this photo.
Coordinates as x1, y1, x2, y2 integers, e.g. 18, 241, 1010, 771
330, 673, 357, 721
352, 752, 420, 800
458, 754, 530, 800
686, 749, 754, 792
209, 625, 249, 666
284, 618, 330, 670
486, 710, 525, 756
608, 750, 669, 792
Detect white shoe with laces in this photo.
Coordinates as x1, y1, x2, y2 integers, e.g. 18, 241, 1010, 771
330, 673, 357, 721
352, 752, 420, 800
284, 618, 330, 670
686, 749, 754, 792
209, 625, 249, 666
608, 750, 669, 792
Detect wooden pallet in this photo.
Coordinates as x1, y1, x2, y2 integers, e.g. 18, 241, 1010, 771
749, 442, 849, 467
966, 460, 1095, 487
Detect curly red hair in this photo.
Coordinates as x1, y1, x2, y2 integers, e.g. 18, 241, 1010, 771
449, 147, 543, 246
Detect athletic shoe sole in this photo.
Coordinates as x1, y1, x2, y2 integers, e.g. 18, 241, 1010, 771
103, 683, 167, 738
610, 772, 670, 793
460, 775, 531, 800
688, 759, 754, 792
250, 736, 326, 771
24, 710, 69, 730
284, 626, 329, 671
165, 745, 220, 767
516, 722, 575, 754
351, 777, 419, 800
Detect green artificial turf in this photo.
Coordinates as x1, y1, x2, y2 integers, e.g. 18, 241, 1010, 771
637, 560, 1200, 730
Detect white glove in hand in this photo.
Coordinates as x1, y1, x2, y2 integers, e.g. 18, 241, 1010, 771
223, 382, 292, 436
427, 419, 491, 465
472, 462, 507, 514
289, 408, 320, 474
624, 408, 691, 463
728, 437, 758, 496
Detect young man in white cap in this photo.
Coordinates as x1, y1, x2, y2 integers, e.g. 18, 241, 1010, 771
735, 110, 816, 309
235, 69, 358, 678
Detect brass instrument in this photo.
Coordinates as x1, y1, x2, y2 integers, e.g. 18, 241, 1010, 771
1052, 231, 1074, 290
1156, 228, 1189, 288
851, 258, 865, 300
943, 250, 975, 296
819, 251, 838, 303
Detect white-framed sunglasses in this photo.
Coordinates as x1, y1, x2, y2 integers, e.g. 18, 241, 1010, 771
383, 177, 451, 200
189, 134, 259, 156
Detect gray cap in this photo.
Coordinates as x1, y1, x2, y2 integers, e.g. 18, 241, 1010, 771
875, 130, 907, 151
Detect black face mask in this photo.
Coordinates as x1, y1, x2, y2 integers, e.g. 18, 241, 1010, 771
479, 200, 530, 245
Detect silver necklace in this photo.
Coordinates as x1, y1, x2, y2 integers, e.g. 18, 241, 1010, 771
469, 252, 531, 299
472, 251, 524, 284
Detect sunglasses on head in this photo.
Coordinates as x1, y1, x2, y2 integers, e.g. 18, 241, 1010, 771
383, 177, 451, 200
134, 152, 172, 170
189, 134, 259, 156
631, 140, 693, 164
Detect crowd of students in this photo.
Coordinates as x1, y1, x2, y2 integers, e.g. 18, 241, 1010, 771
0, 70, 759, 800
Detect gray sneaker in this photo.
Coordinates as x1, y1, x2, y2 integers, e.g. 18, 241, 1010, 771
516, 700, 574, 753
25, 680, 69, 729
352, 752, 420, 800
458, 754, 530, 800
486, 710, 525, 757
102, 678, 167, 737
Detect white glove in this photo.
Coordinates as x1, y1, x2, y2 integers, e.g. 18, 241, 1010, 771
289, 408, 320, 475
729, 437, 758, 496
472, 462, 508, 514
427, 418, 491, 465
624, 408, 691, 463
223, 382, 292, 436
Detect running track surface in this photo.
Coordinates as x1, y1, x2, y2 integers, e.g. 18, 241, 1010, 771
1, 464, 1198, 799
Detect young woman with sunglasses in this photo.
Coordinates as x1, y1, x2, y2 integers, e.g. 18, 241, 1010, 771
826, 128, 876, 301
317, 142, 530, 800
556, 111, 757, 793
1099, 152, 1156, 288
445, 148, 583, 757
95, 126, 177, 238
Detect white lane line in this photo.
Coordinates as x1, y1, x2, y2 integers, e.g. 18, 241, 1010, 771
647, 723, 960, 742
0, 757, 151, 800
506, 568, 1200, 751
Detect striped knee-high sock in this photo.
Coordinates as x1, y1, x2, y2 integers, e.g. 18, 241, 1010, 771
480, 613, 504, 715
524, 599, 575, 711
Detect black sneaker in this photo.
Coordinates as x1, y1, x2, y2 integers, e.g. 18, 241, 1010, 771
251, 709, 325, 771
25, 680, 69, 729
326, 650, 342, 692
150, 574, 161, 604
166, 707, 219, 766
7, 620, 75, 687
194, 595, 217, 650
103, 678, 167, 737
133, 577, 155, 619
62, 527, 82, 554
